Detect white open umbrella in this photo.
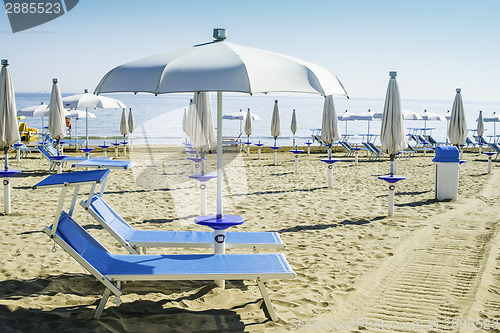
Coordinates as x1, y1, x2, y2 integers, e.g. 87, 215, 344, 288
94, 29, 348, 292
120, 108, 129, 155
345, 109, 376, 138
448, 88, 467, 148
320, 95, 341, 188
66, 110, 95, 141
483, 112, 500, 140
128, 108, 135, 151
244, 108, 252, 155
62, 89, 125, 151
0, 59, 21, 214
48, 79, 66, 173
420, 109, 446, 132
379, 71, 406, 216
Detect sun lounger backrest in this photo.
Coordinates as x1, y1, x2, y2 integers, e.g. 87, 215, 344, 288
88, 195, 135, 239
490, 143, 500, 152
54, 212, 113, 272
38, 145, 52, 159
47, 146, 58, 155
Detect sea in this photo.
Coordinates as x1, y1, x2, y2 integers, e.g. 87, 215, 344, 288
15, 92, 500, 147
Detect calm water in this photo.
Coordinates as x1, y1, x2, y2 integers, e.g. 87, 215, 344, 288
15, 92, 499, 146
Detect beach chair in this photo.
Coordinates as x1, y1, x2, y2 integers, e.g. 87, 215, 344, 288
488, 143, 500, 160
362, 142, 383, 160
465, 137, 477, 151
338, 141, 354, 157
81, 194, 285, 254
18, 143, 39, 158
44, 212, 295, 320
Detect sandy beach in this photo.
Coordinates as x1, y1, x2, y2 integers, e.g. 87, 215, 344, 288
0, 145, 499, 332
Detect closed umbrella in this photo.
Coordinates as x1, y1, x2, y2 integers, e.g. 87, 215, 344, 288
290, 109, 297, 147
476, 110, 484, 153
320, 95, 341, 188
48, 78, 66, 173
120, 108, 129, 155
244, 108, 252, 155
270, 100, 281, 165
0, 59, 21, 214
379, 71, 406, 216
94, 29, 348, 291
128, 108, 135, 151
182, 108, 188, 138
448, 88, 467, 152
483, 112, 500, 142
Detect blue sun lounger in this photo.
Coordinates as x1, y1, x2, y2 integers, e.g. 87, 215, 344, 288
44, 212, 295, 321
81, 194, 285, 253
72, 159, 135, 170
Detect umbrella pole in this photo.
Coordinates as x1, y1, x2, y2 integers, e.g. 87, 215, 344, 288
390, 154, 395, 175
85, 108, 89, 150
123, 135, 127, 156
388, 186, 395, 216
247, 135, 250, 156
4, 147, 8, 171
216, 91, 225, 289
273, 137, 277, 165
328, 146, 333, 188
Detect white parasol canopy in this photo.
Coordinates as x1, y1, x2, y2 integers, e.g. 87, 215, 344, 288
192, 92, 216, 153
18, 102, 50, 117
448, 88, 467, 146
270, 100, 281, 145
48, 79, 66, 142
62, 89, 125, 150
0, 60, 20, 151
94, 29, 348, 224
482, 112, 500, 138
477, 110, 484, 138
66, 110, 96, 119
244, 108, 252, 137
223, 110, 261, 121
380, 71, 405, 159
374, 109, 422, 121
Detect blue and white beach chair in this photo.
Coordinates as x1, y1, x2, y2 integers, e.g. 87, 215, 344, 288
38, 145, 111, 172
44, 212, 295, 321
81, 194, 285, 254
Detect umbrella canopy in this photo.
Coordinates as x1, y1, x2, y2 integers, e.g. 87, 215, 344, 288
94, 28, 348, 220
380, 71, 405, 157
191, 92, 216, 153
120, 108, 129, 136
62, 89, 125, 150
270, 100, 281, 139
66, 110, 96, 119
0, 60, 20, 150
374, 109, 423, 120
290, 109, 297, 135
476, 110, 484, 138
482, 112, 500, 138
222, 110, 261, 121
346, 109, 376, 135
244, 108, 252, 136
48, 79, 66, 141
320, 95, 341, 146
128, 108, 135, 132
18, 102, 50, 117
62, 90, 125, 109
448, 88, 467, 146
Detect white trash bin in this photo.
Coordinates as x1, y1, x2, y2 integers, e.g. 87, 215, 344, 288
433, 146, 465, 201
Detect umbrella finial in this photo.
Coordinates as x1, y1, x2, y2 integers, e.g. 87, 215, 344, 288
1, 59, 8, 66
275, 100, 278, 104
213, 28, 227, 41
84, 89, 88, 93
52, 78, 58, 84
456, 88, 461, 93
389, 71, 397, 78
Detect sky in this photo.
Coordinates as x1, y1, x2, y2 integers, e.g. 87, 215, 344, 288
1, 0, 500, 103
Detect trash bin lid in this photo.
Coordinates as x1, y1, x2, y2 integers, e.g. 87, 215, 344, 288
432, 146, 459, 163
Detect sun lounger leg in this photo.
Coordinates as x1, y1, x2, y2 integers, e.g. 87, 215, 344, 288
257, 278, 278, 322
95, 288, 111, 320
